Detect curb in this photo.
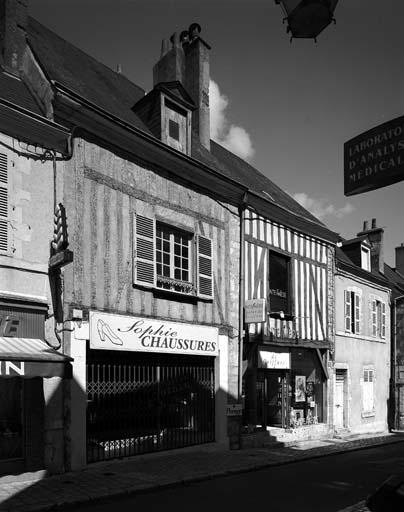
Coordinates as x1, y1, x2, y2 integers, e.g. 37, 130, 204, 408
4, 435, 404, 511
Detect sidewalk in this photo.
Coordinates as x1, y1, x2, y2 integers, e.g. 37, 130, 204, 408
0, 432, 402, 512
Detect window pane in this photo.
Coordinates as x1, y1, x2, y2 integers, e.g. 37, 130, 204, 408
174, 256, 180, 268
174, 244, 181, 256
174, 268, 181, 280
163, 253, 170, 265
269, 252, 290, 313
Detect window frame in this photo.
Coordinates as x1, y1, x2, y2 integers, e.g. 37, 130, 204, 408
371, 299, 386, 339
155, 221, 194, 294
268, 250, 292, 316
362, 367, 375, 416
360, 245, 371, 271
0, 150, 9, 255
133, 208, 214, 300
344, 290, 361, 335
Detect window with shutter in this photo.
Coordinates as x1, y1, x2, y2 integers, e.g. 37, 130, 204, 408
344, 290, 352, 332
362, 368, 375, 413
133, 213, 156, 288
0, 151, 8, 253
371, 300, 377, 337
354, 293, 360, 334
196, 234, 213, 299
381, 302, 386, 339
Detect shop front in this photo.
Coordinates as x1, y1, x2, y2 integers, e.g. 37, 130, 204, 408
86, 311, 219, 463
0, 299, 72, 476
244, 342, 328, 436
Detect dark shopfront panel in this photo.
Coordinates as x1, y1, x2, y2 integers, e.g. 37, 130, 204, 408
87, 349, 215, 463
246, 347, 326, 430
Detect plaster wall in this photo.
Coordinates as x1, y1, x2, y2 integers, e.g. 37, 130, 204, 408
335, 273, 390, 434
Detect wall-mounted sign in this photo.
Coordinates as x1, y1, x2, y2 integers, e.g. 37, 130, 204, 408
227, 404, 243, 416
245, 298, 266, 324
90, 312, 219, 356
344, 115, 404, 196
258, 349, 290, 369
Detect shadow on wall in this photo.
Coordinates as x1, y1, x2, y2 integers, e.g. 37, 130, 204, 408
0, 376, 239, 510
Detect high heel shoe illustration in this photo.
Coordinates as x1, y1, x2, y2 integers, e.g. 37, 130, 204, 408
97, 318, 123, 345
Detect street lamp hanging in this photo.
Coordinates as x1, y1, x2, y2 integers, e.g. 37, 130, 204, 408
274, 0, 338, 42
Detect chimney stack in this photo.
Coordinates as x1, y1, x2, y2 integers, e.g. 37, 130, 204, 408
153, 31, 185, 86
396, 243, 404, 276
0, 0, 28, 76
153, 23, 211, 150
357, 219, 384, 274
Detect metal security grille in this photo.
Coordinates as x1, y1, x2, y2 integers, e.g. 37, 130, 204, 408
86, 351, 215, 463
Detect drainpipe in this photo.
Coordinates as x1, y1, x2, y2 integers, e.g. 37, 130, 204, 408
238, 192, 248, 400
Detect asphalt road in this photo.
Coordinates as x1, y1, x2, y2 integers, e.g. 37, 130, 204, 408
69, 442, 404, 512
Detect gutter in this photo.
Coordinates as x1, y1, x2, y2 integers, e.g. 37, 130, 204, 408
53, 81, 339, 244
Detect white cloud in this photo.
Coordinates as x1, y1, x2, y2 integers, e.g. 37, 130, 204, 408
293, 192, 355, 220
209, 79, 255, 161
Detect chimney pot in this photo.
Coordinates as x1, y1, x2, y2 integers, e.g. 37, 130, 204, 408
116, 63, 122, 74
188, 22, 201, 40
363, 220, 369, 231
371, 218, 377, 229
396, 243, 404, 275
160, 38, 170, 57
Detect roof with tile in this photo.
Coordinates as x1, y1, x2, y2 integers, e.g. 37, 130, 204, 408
19, 16, 337, 240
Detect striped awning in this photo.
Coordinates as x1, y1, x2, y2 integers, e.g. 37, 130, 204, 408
0, 337, 73, 378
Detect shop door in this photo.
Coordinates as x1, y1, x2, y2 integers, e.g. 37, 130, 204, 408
86, 351, 215, 463
334, 371, 345, 429
258, 371, 289, 428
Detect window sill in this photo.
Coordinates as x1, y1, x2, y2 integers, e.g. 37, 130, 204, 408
361, 411, 375, 418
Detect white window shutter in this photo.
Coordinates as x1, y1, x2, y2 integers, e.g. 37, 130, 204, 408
354, 293, 360, 334
381, 302, 386, 338
133, 210, 156, 288
196, 234, 214, 299
344, 290, 352, 332
371, 300, 377, 336
0, 151, 8, 253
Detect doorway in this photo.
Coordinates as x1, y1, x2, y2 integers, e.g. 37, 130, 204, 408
334, 369, 347, 429
257, 370, 290, 429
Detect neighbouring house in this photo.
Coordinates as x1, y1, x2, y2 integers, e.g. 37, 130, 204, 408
334, 220, 391, 435
0, 1, 73, 475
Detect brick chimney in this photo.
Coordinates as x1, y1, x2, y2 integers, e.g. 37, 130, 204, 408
0, 0, 28, 76
153, 23, 211, 150
357, 218, 384, 274
396, 244, 404, 276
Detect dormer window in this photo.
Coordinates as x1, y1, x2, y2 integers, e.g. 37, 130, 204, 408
361, 245, 370, 271
163, 97, 190, 154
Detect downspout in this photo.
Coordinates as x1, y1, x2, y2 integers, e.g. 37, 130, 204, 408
238, 192, 248, 401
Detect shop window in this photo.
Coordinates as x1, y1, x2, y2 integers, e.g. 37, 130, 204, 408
268, 251, 291, 315
371, 299, 386, 339
0, 151, 9, 254
133, 211, 213, 299
344, 290, 360, 334
362, 368, 374, 414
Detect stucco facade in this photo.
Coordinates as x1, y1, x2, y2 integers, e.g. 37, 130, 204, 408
334, 271, 390, 434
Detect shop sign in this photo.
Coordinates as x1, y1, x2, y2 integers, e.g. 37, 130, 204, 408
0, 361, 24, 376
90, 312, 219, 356
258, 349, 290, 369
344, 115, 404, 196
245, 299, 266, 324
227, 404, 243, 416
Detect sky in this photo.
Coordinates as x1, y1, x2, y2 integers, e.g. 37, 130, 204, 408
29, 0, 404, 266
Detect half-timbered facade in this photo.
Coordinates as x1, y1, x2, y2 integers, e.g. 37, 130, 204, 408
243, 210, 336, 443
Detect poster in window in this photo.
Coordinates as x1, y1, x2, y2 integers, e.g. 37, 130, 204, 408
268, 252, 289, 313
295, 375, 306, 402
